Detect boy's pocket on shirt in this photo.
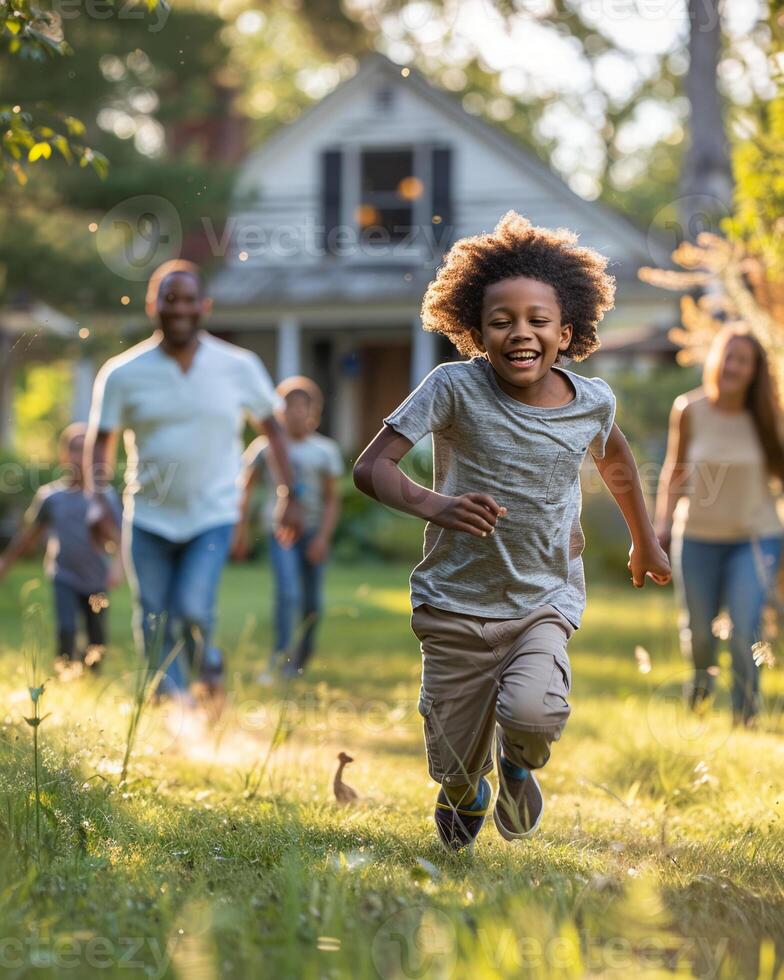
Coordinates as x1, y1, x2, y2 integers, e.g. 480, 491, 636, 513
481, 447, 585, 503
545, 449, 586, 504
489, 450, 559, 499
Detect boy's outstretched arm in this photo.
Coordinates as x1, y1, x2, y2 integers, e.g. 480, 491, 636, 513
353, 424, 506, 537
592, 424, 672, 588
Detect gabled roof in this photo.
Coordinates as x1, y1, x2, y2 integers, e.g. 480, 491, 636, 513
235, 52, 659, 260
211, 53, 673, 309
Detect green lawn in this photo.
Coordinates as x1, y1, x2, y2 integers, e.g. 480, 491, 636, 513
1, 559, 783, 979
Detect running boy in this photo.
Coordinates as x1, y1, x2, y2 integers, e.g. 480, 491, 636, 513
0, 423, 122, 674
235, 376, 343, 680
353, 212, 671, 850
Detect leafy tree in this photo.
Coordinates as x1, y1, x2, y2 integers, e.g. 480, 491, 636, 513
274, 0, 769, 226
637, 2, 784, 386
0, 0, 155, 182
2, 0, 778, 317
726, 1, 784, 277
729, 93, 784, 275
0, 2, 234, 311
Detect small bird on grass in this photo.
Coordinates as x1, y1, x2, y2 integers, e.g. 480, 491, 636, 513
333, 751, 359, 805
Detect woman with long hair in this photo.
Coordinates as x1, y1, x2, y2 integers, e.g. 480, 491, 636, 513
655, 325, 784, 726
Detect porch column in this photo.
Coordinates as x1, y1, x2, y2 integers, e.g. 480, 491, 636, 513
333, 339, 360, 456
410, 315, 437, 389
276, 315, 301, 382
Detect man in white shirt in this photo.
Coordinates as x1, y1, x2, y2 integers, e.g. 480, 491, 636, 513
86, 260, 301, 700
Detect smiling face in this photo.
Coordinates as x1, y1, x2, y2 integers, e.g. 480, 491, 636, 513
717, 335, 757, 400
156, 271, 208, 348
470, 276, 573, 392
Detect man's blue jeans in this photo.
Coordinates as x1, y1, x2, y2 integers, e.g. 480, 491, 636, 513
671, 534, 783, 720
269, 529, 325, 673
128, 523, 234, 695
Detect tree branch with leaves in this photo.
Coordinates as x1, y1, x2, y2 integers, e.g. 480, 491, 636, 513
1, 0, 160, 183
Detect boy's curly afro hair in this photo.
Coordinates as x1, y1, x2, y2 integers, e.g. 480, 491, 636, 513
421, 211, 616, 361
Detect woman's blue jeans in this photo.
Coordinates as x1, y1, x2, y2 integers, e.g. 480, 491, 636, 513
128, 522, 234, 694
269, 529, 325, 674
671, 534, 783, 720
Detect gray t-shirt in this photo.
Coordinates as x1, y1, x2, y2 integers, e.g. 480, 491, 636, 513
25, 481, 122, 594
249, 432, 344, 532
383, 356, 616, 627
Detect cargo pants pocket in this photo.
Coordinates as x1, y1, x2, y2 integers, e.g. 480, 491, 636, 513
543, 648, 572, 733
417, 688, 444, 780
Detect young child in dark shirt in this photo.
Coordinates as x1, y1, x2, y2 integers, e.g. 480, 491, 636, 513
0, 423, 122, 673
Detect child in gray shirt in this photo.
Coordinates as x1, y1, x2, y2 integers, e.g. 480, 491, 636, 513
236, 376, 343, 680
0, 424, 122, 673
354, 211, 670, 850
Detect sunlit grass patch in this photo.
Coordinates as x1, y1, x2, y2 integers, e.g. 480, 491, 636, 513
0, 562, 782, 978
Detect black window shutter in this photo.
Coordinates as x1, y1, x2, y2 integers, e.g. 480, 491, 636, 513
321, 149, 342, 255
431, 147, 453, 252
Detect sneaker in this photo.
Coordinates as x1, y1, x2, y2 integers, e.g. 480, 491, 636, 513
158, 689, 201, 741
197, 647, 225, 692
434, 776, 492, 851
53, 656, 84, 682
494, 754, 544, 841
191, 648, 226, 722
257, 652, 285, 686
84, 644, 105, 673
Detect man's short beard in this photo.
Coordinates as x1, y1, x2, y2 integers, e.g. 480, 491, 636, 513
160, 319, 200, 347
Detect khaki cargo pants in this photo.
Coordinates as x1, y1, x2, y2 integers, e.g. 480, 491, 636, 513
410, 602, 575, 789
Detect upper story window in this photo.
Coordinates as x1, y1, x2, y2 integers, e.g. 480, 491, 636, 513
320, 143, 452, 259
357, 148, 422, 244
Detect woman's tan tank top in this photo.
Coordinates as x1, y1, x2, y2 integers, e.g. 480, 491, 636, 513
672, 394, 784, 541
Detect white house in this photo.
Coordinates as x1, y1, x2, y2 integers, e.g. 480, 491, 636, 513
207, 53, 678, 453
